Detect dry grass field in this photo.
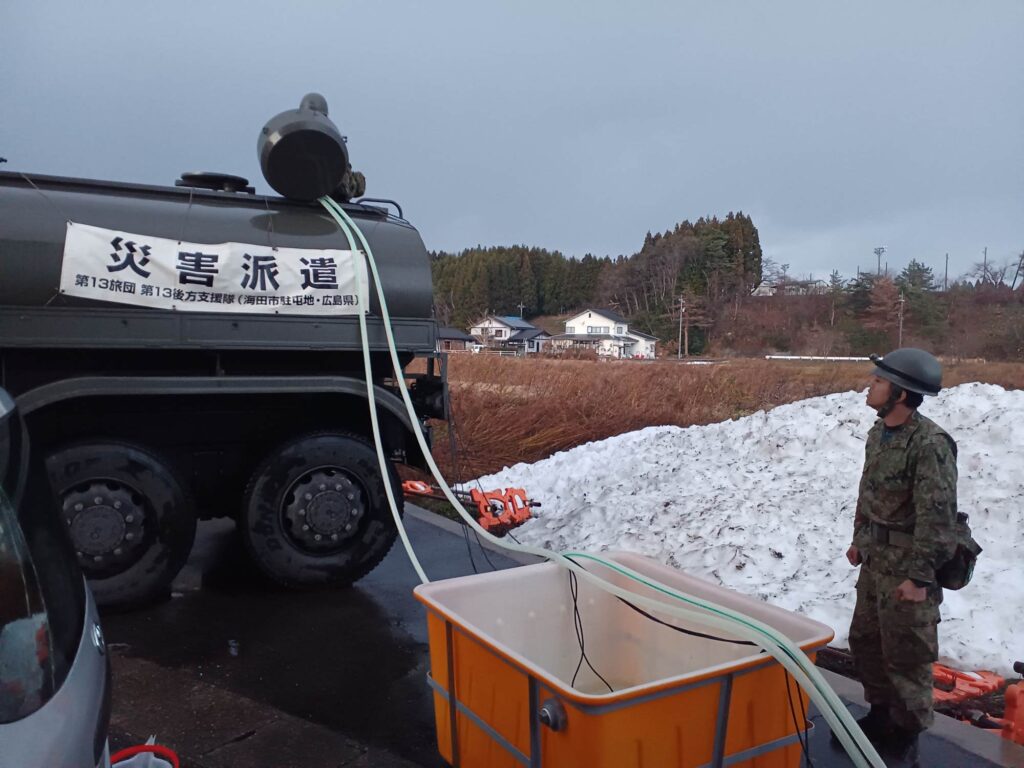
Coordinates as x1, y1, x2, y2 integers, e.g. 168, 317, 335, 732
428, 355, 1024, 481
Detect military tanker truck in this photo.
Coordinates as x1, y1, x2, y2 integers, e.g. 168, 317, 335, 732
0, 95, 446, 609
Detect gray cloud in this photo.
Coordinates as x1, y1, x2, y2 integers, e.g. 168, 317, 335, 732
3, 0, 1021, 281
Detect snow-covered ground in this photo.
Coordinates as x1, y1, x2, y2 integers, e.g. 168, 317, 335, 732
475, 383, 1024, 674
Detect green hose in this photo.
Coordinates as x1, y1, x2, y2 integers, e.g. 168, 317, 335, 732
319, 196, 885, 768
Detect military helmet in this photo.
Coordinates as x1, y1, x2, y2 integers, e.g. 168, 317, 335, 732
869, 348, 942, 396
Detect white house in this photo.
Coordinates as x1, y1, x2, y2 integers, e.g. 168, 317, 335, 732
469, 315, 535, 343
549, 308, 657, 359
508, 327, 552, 355
468, 315, 552, 355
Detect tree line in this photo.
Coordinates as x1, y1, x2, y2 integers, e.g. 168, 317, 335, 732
431, 217, 1022, 359
431, 212, 762, 344
732, 258, 1023, 359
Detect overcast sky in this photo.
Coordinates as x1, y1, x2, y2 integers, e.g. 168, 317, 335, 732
3, 1, 1021, 283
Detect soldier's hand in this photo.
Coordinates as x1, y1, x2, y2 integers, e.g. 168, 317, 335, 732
845, 545, 862, 566
894, 579, 928, 602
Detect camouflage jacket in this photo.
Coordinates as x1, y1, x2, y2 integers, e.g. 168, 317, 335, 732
852, 411, 958, 584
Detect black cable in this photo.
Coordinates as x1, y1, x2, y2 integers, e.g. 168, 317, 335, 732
797, 669, 809, 753
562, 555, 761, 698
471, 527, 500, 571
615, 596, 764, 648
448, 405, 503, 571
567, 570, 614, 693
784, 671, 814, 767
461, 520, 479, 574
564, 556, 762, 649
446, 400, 490, 573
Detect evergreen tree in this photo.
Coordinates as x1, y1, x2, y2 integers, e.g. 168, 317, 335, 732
897, 260, 938, 291
896, 260, 942, 336
845, 272, 876, 315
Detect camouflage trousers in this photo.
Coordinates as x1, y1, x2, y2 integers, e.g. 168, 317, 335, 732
848, 565, 941, 732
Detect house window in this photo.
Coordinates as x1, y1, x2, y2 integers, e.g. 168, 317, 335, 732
616, 325, 624, 334
493, 329, 504, 338
586, 326, 610, 334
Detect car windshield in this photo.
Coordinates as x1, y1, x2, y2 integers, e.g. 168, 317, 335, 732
0, 487, 57, 722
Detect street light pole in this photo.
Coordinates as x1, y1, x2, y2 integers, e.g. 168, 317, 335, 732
874, 246, 887, 276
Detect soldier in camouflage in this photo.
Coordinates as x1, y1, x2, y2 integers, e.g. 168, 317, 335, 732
842, 348, 957, 766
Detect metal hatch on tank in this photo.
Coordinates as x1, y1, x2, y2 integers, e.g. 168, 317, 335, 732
0, 94, 448, 609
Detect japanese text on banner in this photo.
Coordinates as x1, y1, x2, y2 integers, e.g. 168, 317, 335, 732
59, 222, 368, 315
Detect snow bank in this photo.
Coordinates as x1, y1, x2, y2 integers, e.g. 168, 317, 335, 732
475, 383, 1024, 674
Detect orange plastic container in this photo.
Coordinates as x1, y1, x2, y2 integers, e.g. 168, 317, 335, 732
1005, 683, 1024, 746
414, 552, 834, 767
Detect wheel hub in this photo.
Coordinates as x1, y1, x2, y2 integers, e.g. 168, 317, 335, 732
70, 505, 124, 555
283, 469, 365, 553
63, 483, 147, 575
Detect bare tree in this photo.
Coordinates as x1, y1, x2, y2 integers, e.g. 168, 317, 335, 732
967, 259, 1012, 286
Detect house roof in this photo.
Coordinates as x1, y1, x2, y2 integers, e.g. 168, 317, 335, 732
628, 330, 658, 341
471, 315, 537, 331
567, 308, 629, 325
438, 327, 477, 342
508, 328, 552, 342
495, 315, 536, 330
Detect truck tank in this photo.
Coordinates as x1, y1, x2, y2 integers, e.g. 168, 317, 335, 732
0, 95, 446, 609
0, 174, 433, 345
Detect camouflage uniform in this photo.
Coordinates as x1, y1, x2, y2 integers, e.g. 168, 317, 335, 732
848, 411, 958, 732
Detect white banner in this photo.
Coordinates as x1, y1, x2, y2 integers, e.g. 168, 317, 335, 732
59, 222, 368, 315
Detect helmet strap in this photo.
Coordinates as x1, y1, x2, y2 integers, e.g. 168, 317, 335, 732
877, 384, 905, 419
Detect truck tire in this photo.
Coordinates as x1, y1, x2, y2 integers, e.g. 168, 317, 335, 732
46, 442, 196, 610
240, 432, 401, 588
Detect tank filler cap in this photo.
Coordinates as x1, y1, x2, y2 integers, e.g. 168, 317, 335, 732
176, 172, 255, 194
258, 92, 350, 202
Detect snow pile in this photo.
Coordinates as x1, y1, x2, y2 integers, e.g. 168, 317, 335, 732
476, 383, 1024, 673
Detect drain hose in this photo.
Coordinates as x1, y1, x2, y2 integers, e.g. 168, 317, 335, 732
319, 196, 884, 768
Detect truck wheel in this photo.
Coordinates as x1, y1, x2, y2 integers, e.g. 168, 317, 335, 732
46, 442, 196, 610
240, 433, 401, 588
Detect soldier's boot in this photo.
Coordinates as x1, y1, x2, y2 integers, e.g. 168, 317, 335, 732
881, 724, 921, 768
830, 705, 892, 748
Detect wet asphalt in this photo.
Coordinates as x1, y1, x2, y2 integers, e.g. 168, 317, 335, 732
100, 509, 1017, 768
102, 510, 528, 767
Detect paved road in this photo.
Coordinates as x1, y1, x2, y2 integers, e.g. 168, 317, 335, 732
103, 510, 1021, 767
104, 512, 528, 767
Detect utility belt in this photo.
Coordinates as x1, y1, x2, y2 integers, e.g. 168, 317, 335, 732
869, 521, 915, 548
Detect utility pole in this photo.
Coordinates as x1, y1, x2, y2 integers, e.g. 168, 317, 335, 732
874, 246, 886, 276
516, 301, 526, 318
1011, 251, 1024, 291
684, 307, 690, 358
944, 253, 949, 291
897, 290, 906, 346
983, 247, 988, 283
676, 296, 685, 359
